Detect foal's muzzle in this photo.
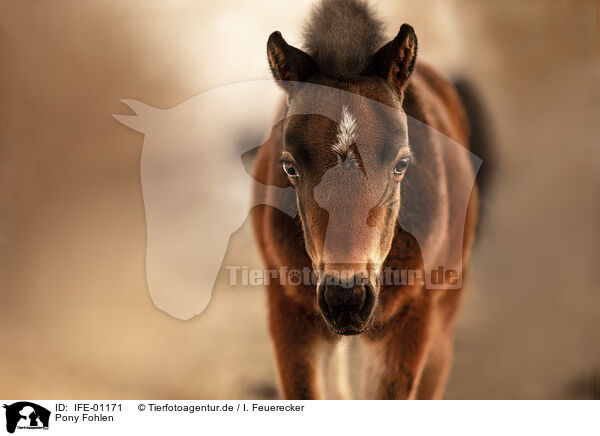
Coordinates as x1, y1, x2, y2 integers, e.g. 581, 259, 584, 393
317, 274, 377, 335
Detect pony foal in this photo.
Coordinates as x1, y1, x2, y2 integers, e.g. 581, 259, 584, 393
251, 0, 479, 399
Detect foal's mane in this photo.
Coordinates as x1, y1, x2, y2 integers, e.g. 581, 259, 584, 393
302, 0, 385, 78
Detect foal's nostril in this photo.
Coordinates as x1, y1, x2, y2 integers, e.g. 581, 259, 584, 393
317, 274, 378, 334
323, 278, 367, 309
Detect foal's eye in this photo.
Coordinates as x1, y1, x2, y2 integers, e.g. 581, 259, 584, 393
282, 160, 298, 177
392, 157, 410, 178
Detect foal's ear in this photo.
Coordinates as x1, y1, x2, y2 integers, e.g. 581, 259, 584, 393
368, 24, 418, 95
267, 31, 317, 94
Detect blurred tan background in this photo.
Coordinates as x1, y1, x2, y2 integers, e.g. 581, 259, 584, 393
0, 0, 599, 399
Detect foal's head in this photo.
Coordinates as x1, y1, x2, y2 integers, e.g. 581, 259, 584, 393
267, 25, 417, 335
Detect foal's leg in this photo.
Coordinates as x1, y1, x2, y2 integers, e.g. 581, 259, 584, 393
416, 292, 462, 399
317, 339, 353, 399
267, 284, 329, 399
414, 333, 453, 399
360, 305, 432, 399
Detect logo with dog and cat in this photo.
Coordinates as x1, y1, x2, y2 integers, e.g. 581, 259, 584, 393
2, 402, 50, 434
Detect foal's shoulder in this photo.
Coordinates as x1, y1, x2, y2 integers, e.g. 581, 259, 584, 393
406, 62, 469, 146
